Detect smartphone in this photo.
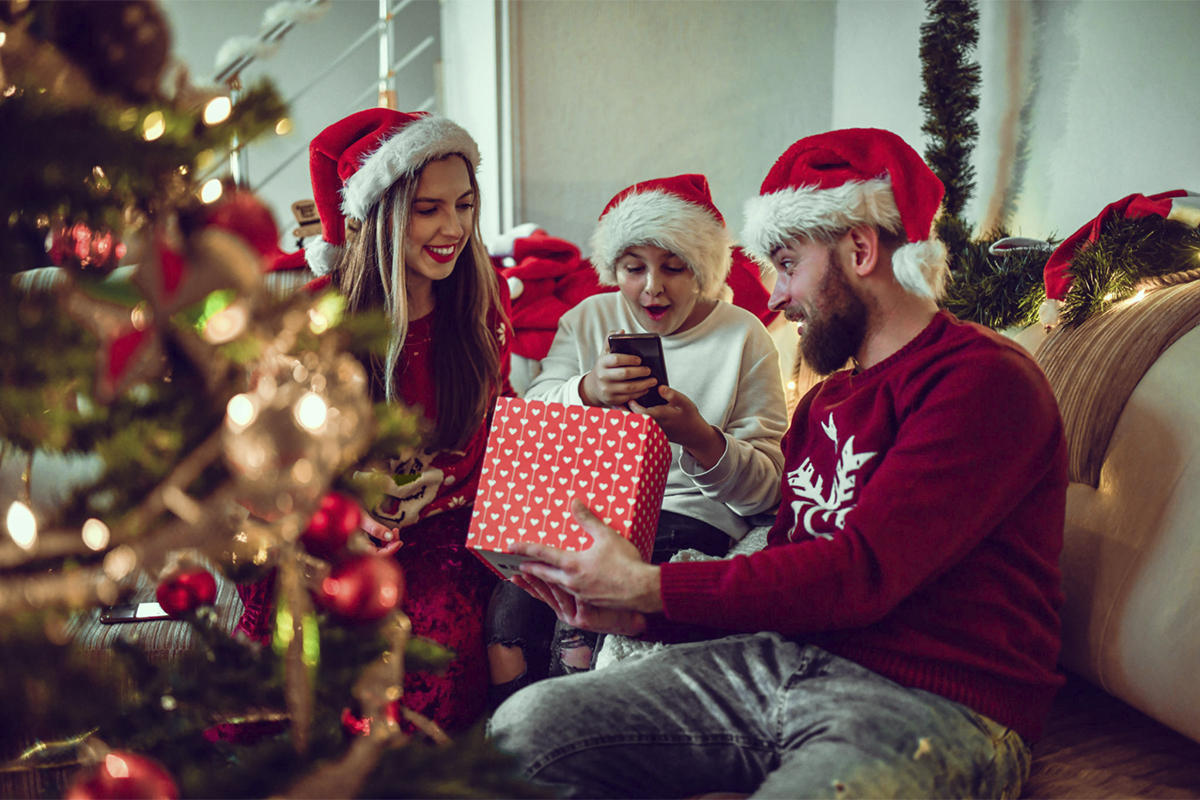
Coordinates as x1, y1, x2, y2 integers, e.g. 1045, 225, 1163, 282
99, 602, 173, 624
607, 332, 669, 407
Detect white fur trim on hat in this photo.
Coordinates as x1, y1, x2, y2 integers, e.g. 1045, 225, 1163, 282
341, 115, 481, 221
305, 235, 342, 277
589, 191, 733, 302
741, 177, 948, 299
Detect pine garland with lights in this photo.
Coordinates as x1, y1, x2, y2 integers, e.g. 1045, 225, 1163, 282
919, 0, 981, 262
1058, 215, 1200, 327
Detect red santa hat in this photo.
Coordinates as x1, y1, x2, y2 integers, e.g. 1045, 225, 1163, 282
741, 128, 949, 298
1038, 190, 1200, 326
305, 108, 480, 276
589, 174, 733, 302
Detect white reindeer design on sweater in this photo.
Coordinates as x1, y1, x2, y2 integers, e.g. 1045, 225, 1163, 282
787, 414, 877, 540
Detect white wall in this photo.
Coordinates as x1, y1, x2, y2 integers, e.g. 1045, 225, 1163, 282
160, 0, 441, 249
510, 0, 837, 249
831, 0, 1200, 241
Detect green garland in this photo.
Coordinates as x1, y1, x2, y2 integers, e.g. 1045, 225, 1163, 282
1059, 215, 1200, 327
919, 0, 981, 263
917, 0, 1198, 331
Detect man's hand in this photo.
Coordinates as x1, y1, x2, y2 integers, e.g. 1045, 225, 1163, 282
631, 386, 726, 471
509, 500, 663, 614
511, 573, 647, 636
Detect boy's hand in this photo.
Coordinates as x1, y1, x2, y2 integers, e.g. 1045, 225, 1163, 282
579, 330, 658, 407
581, 352, 657, 407
631, 387, 726, 470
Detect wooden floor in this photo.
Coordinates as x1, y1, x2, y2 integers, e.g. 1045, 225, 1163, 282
1023, 672, 1200, 799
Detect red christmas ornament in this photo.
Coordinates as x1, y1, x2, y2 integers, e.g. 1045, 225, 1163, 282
65, 751, 179, 800
313, 556, 405, 623
155, 566, 218, 618
47, 221, 127, 271
341, 699, 401, 737
300, 492, 362, 561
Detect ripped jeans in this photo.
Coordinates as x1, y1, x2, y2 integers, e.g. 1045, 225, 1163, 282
488, 634, 1032, 799
485, 511, 731, 706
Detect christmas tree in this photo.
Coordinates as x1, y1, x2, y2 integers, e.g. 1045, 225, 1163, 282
0, 2, 537, 797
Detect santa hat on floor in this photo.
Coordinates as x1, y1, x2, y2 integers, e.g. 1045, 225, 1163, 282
741, 128, 949, 299
589, 174, 733, 301
305, 108, 480, 276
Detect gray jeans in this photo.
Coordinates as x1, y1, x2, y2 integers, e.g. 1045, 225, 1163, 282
488, 632, 1031, 799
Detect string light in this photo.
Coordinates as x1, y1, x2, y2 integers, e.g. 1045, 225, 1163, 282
81, 518, 111, 551
227, 393, 257, 429
6, 501, 38, 550
786, 381, 797, 391
105, 754, 130, 779
202, 96, 232, 126
200, 178, 223, 204
295, 392, 328, 431
1130, 289, 1147, 303
142, 111, 166, 141
275, 117, 293, 136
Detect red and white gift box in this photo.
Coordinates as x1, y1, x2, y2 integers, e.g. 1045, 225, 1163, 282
467, 397, 670, 579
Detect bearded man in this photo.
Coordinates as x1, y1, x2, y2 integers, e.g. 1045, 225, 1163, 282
488, 128, 1068, 800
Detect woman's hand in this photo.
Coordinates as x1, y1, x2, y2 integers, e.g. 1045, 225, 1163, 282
631, 387, 726, 470
358, 509, 403, 557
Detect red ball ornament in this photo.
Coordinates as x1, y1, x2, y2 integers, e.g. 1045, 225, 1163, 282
313, 556, 405, 623
341, 698, 402, 737
155, 566, 218, 618
300, 492, 362, 561
47, 221, 127, 271
65, 751, 179, 800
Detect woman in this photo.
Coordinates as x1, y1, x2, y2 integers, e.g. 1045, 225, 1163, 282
487, 174, 787, 700
238, 108, 511, 733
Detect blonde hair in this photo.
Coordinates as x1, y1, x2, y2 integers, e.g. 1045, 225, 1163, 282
335, 155, 503, 449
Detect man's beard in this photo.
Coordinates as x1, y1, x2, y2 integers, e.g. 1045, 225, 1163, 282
797, 251, 870, 376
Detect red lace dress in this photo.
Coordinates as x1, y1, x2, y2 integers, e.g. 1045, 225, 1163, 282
236, 294, 512, 734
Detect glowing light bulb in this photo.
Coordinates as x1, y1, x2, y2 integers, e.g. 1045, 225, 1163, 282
295, 392, 328, 431
200, 178, 223, 204
105, 754, 129, 779
203, 304, 248, 343
203, 96, 232, 126
308, 308, 330, 334
142, 111, 166, 141
81, 518, 111, 551
786, 381, 797, 391
1130, 289, 1147, 303
227, 393, 257, 428
1103, 292, 1115, 302
6, 502, 38, 550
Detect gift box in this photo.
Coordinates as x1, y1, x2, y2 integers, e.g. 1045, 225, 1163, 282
467, 397, 670, 579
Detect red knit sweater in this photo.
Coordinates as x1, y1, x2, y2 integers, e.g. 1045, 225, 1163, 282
654, 311, 1068, 741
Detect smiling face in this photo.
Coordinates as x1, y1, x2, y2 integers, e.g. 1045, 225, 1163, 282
768, 236, 870, 375
403, 156, 475, 293
614, 244, 713, 335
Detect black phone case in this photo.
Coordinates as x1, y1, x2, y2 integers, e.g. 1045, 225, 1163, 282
608, 333, 669, 407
